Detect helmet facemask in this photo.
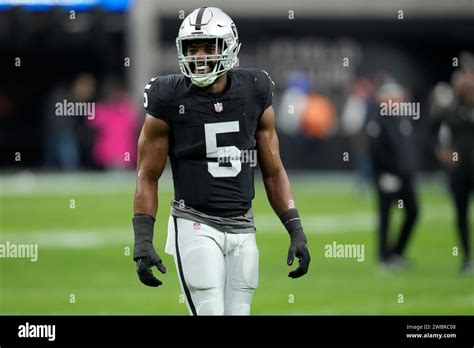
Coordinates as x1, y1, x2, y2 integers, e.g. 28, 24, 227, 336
176, 34, 240, 88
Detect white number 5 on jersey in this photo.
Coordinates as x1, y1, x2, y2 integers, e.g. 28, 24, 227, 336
204, 121, 241, 177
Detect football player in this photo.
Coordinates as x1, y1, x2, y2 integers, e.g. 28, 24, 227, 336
132, 7, 311, 315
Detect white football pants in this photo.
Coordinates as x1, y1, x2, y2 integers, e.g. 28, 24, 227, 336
165, 216, 259, 315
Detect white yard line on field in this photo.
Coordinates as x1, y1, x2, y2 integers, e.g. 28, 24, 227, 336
0, 171, 449, 196
0, 205, 453, 249
0, 230, 131, 249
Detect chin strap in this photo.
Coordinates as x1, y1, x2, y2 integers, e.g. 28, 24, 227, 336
191, 75, 217, 88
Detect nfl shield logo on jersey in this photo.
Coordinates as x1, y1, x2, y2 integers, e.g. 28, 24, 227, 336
214, 102, 223, 113
193, 222, 201, 230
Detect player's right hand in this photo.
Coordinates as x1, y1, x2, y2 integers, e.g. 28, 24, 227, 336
133, 213, 167, 287
135, 244, 167, 287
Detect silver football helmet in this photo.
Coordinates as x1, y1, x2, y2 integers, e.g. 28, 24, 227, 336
176, 7, 241, 87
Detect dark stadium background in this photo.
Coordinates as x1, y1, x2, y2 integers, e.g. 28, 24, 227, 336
1, 9, 473, 170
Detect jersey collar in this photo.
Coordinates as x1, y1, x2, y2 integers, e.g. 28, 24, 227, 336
188, 69, 242, 100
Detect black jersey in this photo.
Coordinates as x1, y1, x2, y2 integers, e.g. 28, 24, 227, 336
441, 105, 474, 170
144, 68, 274, 217
432, 103, 474, 177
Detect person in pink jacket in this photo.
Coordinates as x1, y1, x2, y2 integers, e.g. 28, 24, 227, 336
89, 77, 139, 169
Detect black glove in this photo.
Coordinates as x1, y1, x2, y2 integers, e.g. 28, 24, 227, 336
133, 213, 167, 287
280, 209, 311, 278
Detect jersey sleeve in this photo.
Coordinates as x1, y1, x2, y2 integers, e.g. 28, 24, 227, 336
257, 70, 275, 111
143, 77, 170, 124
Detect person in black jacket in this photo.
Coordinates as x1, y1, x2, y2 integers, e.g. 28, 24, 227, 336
365, 81, 419, 269
431, 70, 474, 274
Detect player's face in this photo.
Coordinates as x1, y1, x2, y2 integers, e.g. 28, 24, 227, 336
185, 39, 221, 75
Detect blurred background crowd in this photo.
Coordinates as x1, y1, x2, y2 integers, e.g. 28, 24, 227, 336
0, 1, 472, 176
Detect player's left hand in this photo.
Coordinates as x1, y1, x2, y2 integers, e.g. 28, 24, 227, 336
136, 252, 167, 287
287, 230, 311, 278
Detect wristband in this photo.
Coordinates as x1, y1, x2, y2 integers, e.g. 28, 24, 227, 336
132, 213, 156, 261
279, 208, 303, 236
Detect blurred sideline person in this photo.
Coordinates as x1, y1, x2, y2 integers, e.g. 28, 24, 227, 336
43, 73, 96, 170
277, 72, 311, 136
341, 77, 374, 195
89, 76, 139, 169
365, 81, 419, 269
300, 92, 336, 139
132, 7, 311, 315
431, 69, 474, 274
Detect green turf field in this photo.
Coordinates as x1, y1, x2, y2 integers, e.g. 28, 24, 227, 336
0, 172, 472, 315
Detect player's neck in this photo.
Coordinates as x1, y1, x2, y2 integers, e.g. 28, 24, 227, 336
204, 73, 228, 94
